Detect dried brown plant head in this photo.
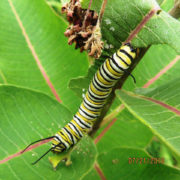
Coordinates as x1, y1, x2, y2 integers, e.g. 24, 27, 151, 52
62, 0, 104, 58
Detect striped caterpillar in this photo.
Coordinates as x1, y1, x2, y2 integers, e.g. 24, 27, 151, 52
23, 43, 137, 164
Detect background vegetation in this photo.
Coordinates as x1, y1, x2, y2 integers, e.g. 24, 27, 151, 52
0, 0, 180, 179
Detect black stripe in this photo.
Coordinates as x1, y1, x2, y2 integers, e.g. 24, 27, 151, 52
99, 66, 111, 83
120, 49, 133, 62
63, 127, 74, 145
94, 75, 113, 90
108, 59, 121, 74
84, 98, 103, 110
89, 87, 109, 99
92, 79, 110, 92
69, 122, 82, 138
52, 143, 62, 150
110, 56, 126, 72
80, 105, 98, 117
89, 85, 109, 97
101, 64, 117, 81
87, 91, 106, 102
55, 135, 67, 149
115, 52, 129, 66
97, 70, 112, 85
59, 131, 71, 145
74, 115, 91, 128
79, 106, 97, 119
105, 60, 120, 78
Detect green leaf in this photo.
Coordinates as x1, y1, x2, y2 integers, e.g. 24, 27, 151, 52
69, 59, 104, 98
0, 0, 88, 113
160, 0, 175, 11
0, 86, 97, 179
123, 44, 179, 90
116, 78, 180, 158
82, 169, 101, 180
96, 109, 153, 153
98, 148, 180, 180
82, 0, 180, 54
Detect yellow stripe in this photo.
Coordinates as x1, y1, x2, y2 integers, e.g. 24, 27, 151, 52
71, 119, 88, 134
120, 45, 136, 59
117, 51, 131, 65
65, 124, 79, 140
86, 93, 104, 105
90, 83, 109, 96
51, 139, 59, 146
65, 122, 81, 139
57, 131, 72, 145
106, 60, 123, 76
81, 103, 100, 115
76, 112, 94, 125
97, 71, 112, 85
129, 51, 136, 59
51, 139, 64, 152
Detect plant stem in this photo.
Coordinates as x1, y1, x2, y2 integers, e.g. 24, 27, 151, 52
89, 1, 180, 137
82, 0, 93, 29
98, 0, 108, 24
47, 1, 62, 10
99, 104, 125, 128
169, 0, 180, 19
90, 47, 149, 137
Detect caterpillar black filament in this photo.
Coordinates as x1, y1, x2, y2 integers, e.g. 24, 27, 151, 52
23, 43, 137, 164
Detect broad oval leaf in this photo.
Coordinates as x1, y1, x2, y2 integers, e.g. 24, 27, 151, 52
98, 148, 180, 179
82, 0, 180, 54
0, 0, 88, 113
116, 78, 180, 157
0, 86, 97, 179
96, 109, 153, 153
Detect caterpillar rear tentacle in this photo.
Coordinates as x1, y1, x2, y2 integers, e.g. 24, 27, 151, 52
24, 43, 138, 165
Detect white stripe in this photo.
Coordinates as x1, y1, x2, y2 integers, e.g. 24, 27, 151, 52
84, 96, 104, 107
68, 122, 83, 137
99, 66, 115, 83
113, 53, 128, 70
89, 87, 109, 99
87, 91, 106, 103
79, 108, 95, 120
55, 133, 70, 149
109, 58, 123, 73
92, 77, 111, 91
75, 114, 92, 128
63, 128, 77, 144
80, 104, 99, 117
103, 62, 120, 79
83, 101, 102, 112
95, 74, 113, 88
73, 116, 90, 129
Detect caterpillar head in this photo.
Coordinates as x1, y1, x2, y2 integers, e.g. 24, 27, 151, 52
123, 43, 138, 59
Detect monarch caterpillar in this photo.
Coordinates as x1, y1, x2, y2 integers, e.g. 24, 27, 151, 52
23, 43, 138, 164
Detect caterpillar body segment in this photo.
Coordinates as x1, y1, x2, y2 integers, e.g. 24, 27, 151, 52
51, 43, 137, 152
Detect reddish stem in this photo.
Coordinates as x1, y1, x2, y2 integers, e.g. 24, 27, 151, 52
94, 163, 107, 180
0, 138, 52, 164
143, 56, 180, 88
125, 7, 160, 43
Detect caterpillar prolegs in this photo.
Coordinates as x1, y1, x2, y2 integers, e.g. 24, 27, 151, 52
24, 43, 137, 164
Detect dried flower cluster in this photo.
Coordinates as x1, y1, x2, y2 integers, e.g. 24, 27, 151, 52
62, 0, 104, 58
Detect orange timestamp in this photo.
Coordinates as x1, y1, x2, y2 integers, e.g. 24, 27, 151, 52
128, 157, 165, 164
